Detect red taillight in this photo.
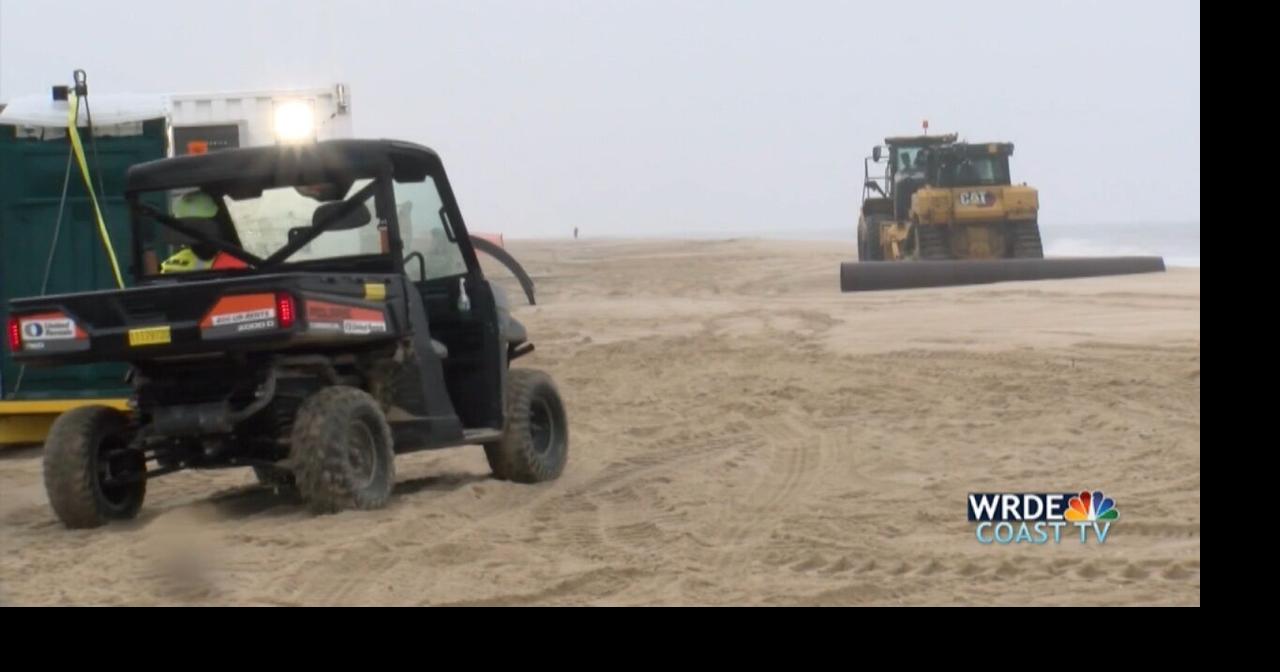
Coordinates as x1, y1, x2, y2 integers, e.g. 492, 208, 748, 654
6, 316, 21, 352
276, 293, 296, 329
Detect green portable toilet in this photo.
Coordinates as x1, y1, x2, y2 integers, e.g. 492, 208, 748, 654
0, 93, 167, 444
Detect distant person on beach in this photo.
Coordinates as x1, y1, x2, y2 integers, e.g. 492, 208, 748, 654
574, 227, 579, 240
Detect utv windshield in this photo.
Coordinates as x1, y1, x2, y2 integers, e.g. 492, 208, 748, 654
132, 178, 384, 276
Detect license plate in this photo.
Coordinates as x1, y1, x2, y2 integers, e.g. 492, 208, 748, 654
128, 326, 171, 347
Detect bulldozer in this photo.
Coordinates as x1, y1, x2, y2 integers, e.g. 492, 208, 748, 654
858, 133, 1042, 261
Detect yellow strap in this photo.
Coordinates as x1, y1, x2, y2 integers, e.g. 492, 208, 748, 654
66, 92, 125, 289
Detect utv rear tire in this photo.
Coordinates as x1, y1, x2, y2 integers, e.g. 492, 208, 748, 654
485, 369, 569, 483
291, 386, 395, 513
43, 406, 146, 529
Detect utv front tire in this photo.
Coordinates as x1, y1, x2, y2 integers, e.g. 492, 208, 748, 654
485, 369, 569, 483
43, 406, 146, 529
291, 387, 395, 513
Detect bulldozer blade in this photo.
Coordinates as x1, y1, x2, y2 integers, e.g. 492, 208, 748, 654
840, 257, 1166, 293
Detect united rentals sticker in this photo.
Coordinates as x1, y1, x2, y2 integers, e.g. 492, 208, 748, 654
17, 312, 89, 352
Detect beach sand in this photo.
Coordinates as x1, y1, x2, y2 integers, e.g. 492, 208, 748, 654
0, 239, 1200, 605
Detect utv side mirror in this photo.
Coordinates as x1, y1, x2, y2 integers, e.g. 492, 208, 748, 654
312, 201, 371, 231
872, 146, 882, 162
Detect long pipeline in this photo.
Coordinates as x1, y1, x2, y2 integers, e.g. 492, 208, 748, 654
840, 257, 1166, 292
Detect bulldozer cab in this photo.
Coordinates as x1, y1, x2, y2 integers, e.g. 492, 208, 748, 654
862, 133, 957, 221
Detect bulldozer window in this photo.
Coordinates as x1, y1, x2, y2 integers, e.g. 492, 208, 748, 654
895, 147, 925, 174
938, 156, 1010, 187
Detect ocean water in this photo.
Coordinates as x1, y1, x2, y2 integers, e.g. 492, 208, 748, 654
696, 221, 1200, 267
1037, 222, 1199, 267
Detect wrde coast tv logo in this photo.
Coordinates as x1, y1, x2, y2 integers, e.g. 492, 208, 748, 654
968, 491, 1118, 545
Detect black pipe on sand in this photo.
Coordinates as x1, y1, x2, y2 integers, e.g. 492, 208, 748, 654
840, 257, 1166, 293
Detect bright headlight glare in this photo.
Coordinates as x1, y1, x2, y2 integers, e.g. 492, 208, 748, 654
274, 100, 315, 143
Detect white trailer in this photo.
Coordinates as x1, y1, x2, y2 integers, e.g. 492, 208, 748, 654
168, 84, 353, 155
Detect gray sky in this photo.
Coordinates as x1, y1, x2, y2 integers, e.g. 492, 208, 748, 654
1, 0, 1199, 238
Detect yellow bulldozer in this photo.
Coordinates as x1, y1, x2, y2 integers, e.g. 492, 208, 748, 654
858, 133, 1042, 261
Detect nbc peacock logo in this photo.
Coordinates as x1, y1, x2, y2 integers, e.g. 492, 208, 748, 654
968, 490, 1119, 545
1064, 490, 1118, 523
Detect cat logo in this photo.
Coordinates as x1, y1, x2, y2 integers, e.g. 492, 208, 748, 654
958, 191, 997, 207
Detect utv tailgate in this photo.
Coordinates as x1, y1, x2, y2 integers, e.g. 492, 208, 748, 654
8, 273, 405, 366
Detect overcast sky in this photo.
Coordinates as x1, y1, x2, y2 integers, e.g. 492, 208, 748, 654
1, 0, 1200, 238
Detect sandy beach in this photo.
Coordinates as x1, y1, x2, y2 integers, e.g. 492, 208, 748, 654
0, 239, 1201, 605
